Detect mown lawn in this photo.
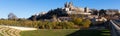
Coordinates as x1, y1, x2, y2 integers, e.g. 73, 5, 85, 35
20, 29, 111, 36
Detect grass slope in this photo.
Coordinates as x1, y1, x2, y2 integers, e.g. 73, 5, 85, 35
20, 29, 110, 36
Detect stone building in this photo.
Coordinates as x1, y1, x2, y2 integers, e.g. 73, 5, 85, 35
64, 2, 91, 15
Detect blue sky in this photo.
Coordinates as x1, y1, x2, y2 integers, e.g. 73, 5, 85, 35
0, 0, 120, 18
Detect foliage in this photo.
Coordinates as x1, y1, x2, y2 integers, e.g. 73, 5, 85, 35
90, 9, 99, 15
0, 18, 91, 29
72, 18, 83, 26
8, 13, 18, 20
82, 19, 91, 28
56, 22, 75, 29
99, 9, 107, 16
29, 8, 69, 20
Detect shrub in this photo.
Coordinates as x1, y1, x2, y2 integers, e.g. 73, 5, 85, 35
82, 19, 91, 28
0, 19, 91, 29
72, 18, 83, 26
55, 22, 75, 29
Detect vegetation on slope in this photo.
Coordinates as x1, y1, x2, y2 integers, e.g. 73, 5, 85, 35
0, 17, 91, 29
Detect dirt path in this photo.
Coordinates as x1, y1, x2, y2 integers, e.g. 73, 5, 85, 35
0, 25, 37, 36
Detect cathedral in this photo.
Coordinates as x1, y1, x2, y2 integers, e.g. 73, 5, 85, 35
64, 2, 91, 15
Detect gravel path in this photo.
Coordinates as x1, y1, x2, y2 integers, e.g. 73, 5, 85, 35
0, 25, 37, 36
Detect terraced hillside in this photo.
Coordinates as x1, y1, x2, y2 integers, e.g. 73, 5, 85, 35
0, 27, 21, 36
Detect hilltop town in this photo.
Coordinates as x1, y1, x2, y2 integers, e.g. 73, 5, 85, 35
0, 1, 120, 36
29, 2, 120, 23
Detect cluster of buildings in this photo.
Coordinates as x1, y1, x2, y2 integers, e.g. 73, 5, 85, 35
63, 2, 91, 15
31, 2, 120, 23
35, 2, 91, 16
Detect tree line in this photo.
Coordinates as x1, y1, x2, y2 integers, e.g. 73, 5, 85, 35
0, 17, 91, 29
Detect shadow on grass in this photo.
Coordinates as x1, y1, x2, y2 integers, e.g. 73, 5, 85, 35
66, 29, 111, 36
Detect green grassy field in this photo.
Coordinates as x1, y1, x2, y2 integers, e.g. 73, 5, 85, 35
20, 29, 111, 36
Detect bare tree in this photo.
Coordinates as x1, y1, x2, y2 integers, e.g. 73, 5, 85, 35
8, 13, 18, 20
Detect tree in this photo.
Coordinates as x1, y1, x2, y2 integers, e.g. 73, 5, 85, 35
28, 15, 37, 21
90, 9, 99, 15
64, 22, 75, 29
99, 9, 107, 16
82, 19, 91, 28
8, 13, 18, 20
72, 18, 83, 26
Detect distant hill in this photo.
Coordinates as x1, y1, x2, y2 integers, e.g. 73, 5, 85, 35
37, 8, 69, 19
28, 8, 69, 20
